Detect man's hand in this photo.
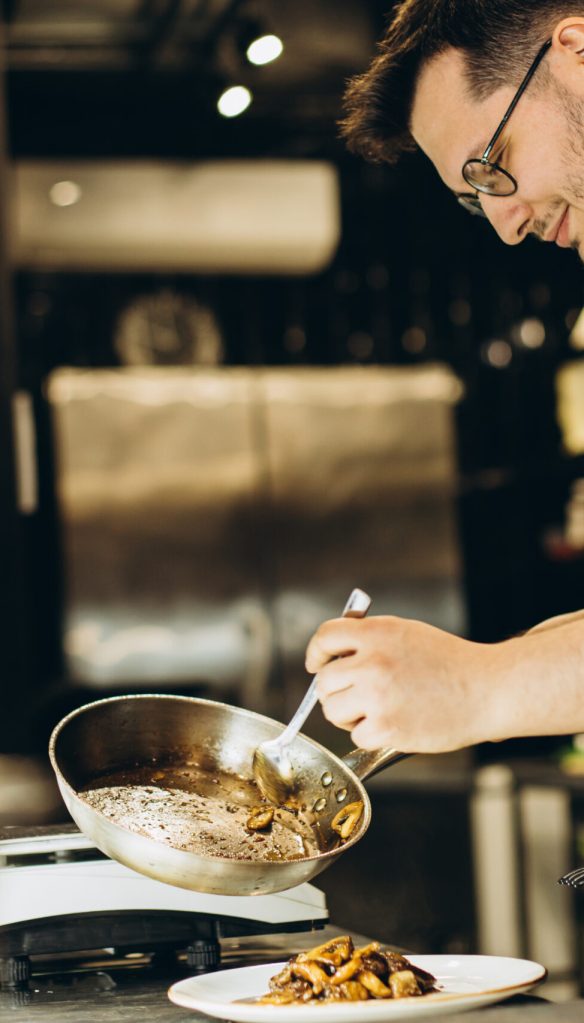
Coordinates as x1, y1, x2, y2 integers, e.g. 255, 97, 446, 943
305, 613, 584, 753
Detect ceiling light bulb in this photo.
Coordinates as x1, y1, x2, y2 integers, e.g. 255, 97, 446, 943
246, 34, 283, 66
217, 85, 252, 118
49, 180, 82, 207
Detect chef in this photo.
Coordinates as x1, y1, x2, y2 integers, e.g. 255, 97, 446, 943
306, 0, 584, 755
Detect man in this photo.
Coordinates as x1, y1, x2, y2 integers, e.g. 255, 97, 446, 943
305, 1, 584, 754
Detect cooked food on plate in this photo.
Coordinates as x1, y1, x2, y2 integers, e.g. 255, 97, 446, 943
256, 935, 438, 1004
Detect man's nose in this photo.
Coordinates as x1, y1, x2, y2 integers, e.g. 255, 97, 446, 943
479, 192, 531, 245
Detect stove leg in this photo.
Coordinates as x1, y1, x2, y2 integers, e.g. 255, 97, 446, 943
186, 938, 221, 973
0, 955, 30, 990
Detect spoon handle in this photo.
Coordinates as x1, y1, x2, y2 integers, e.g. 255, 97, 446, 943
277, 588, 371, 747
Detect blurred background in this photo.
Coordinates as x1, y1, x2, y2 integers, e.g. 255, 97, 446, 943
2, 0, 584, 999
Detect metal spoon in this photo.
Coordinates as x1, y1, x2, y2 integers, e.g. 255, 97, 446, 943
252, 588, 372, 804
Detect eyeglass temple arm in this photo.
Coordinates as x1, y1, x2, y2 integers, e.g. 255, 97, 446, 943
482, 38, 552, 163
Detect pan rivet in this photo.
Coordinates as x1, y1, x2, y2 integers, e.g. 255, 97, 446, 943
320, 772, 333, 787
312, 797, 327, 813
335, 787, 348, 803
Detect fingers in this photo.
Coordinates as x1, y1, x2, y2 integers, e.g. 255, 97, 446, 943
317, 682, 365, 731
314, 652, 356, 698
306, 614, 404, 749
320, 680, 398, 750
305, 617, 366, 674
350, 716, 388, 751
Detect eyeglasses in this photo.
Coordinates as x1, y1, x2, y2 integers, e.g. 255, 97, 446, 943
456, 37, 552, 217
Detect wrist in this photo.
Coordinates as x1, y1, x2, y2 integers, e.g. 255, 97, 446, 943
494, 637, 531, 742
466, 638, 527, 745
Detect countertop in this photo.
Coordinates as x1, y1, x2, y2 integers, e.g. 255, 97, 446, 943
0, 927, 582, 1023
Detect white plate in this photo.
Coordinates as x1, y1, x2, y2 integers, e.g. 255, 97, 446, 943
168, 954, 547, 1021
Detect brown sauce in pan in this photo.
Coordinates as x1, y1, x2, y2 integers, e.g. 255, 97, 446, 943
79, 762, 326, 862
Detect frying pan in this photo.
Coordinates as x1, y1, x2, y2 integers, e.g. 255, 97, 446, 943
49, 694, 407, 896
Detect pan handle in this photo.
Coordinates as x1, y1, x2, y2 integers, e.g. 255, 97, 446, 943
342, 747, 411, 782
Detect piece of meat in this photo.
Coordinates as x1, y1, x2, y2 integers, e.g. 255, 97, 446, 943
357, 970, 392, 998
360, 951, 390, 979
322, 980, 370, 1001
268, 964, 293, 990
389, 970, 421, 998
302, 935, 354, 968
331, 801, 364, 841
290, 960, 329, 993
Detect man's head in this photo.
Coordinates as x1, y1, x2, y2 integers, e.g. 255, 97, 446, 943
341, 2, 584, 258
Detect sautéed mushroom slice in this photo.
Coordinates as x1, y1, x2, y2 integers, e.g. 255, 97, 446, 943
257, 936, 438, 1003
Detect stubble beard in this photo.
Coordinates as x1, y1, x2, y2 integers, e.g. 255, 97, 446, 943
554, 78, 584, 259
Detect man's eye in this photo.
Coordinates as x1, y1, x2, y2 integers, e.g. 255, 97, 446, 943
483, 160, 502, 178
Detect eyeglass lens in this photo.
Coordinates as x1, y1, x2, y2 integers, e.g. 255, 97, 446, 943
462, 160, 516, 196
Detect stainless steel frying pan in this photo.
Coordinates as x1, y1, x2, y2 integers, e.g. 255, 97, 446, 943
49, 694, 407, 896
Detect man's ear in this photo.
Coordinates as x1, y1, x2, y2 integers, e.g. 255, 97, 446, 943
553, 18, 584, 58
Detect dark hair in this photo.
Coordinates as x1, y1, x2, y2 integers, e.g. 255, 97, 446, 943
339, 0, 569, 164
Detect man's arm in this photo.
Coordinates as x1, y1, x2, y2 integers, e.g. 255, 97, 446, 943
305, 613, 584, 754
527, 608, 584, 634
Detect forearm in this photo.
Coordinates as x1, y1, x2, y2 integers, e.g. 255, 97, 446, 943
526, 607, 584, 634
488, 617, 584, 741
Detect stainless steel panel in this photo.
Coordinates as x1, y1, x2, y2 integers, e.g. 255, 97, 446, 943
47, 365, 464, 715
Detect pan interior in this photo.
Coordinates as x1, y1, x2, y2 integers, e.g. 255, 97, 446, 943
53, 696, 369, 865
79, 758, 329, 862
